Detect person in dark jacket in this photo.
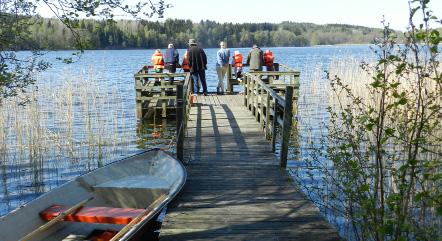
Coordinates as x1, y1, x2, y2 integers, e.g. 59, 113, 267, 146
246, 44, 264, 71
187, 39, 208, 95
164, 43, 179, 83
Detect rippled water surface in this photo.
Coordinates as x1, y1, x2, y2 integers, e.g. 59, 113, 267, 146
1, 46, 374, 221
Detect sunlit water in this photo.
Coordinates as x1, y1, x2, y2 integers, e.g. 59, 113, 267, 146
1, 46, 375, 238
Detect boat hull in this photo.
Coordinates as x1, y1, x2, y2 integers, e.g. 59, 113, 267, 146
0, 149, 186, 241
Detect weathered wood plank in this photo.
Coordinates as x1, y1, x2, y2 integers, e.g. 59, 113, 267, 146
160, 94, 339, 241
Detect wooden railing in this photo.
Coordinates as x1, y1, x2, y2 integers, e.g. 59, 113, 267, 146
242, 66, 300, 168
134, 66, 191, 119
135, 64, 300, 165
226, 63, 300, 93
175, 73, 192, 162
134, 66, 191, 162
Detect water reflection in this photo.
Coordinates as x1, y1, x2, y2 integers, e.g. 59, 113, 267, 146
136, 117, 176, 153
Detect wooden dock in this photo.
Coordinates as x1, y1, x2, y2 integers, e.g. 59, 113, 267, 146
159, 94, 340, 240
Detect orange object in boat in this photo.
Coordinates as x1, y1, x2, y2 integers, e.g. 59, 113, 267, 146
152, 132, 161, 138
40, 205, 145, 225
89, 229, 118, 241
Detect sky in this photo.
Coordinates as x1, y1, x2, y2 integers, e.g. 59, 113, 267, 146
160, 0, 442, 30
38, 0, 442, 30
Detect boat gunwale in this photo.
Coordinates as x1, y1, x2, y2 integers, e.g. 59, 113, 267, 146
120, 149, 187, 240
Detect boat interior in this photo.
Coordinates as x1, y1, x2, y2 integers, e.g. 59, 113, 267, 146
0, 150, 186, 241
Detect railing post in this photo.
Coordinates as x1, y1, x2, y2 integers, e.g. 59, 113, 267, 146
265, 92, 271, 139
271, 99, 277, 153
279, 86, 294, 168
255, 83, 260, 122
176, 84, 184, 162
243, 75, 248, 107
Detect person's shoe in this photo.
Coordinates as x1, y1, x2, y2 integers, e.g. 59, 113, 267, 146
203, 92, 208, 96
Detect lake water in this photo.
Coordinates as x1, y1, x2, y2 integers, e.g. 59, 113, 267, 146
1, 45, 375, 238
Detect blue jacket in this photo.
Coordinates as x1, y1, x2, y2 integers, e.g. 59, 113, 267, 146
216, 48, 230, 66
164, 48, 179, 64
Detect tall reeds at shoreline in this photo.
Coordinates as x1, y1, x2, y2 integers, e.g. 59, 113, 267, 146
0, 70, 140, 216
291, 54, 442, 240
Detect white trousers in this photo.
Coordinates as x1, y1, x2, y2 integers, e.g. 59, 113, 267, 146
216, 65, 228, 91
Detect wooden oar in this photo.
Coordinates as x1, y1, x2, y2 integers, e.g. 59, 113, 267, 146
109, 193, 168, 241
20, 197, 94, 241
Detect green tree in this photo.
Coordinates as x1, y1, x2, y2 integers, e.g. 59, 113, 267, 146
296, 1, 442, 240
0, 0, 169, 103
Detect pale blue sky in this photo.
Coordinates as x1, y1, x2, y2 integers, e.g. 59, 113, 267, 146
160, 0, 442, 30
38, 0, 442, 30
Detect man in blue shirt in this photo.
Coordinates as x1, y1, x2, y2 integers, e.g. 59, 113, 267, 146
164, 43, 179, 84
216, 41, 230, 94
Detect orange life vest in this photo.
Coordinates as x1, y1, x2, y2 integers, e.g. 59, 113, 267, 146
182, 51, 190, 71
151, 52, 164, 69
263, 50, 274, 67
233, 52, 243, 68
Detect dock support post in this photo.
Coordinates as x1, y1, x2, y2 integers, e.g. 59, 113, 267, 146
279, 86, 293, 168
176, 85, 184, 162
161, 79, 167, 118
226, 64, 233, 93
135, 77, 143, 119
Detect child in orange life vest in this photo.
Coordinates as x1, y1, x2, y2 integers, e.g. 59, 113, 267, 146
231, 50, 243, 79
181, 50, 190, 73
263, 50, 275, 71
151, 49, 164, 73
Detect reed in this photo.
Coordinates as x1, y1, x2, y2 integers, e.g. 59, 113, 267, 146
0, 70, 138, 216
292, 56, 442, 240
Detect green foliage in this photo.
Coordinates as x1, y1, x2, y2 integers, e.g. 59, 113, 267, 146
0, 0, 168, 103
16, 19, 383, 50
298, 1, 442, 240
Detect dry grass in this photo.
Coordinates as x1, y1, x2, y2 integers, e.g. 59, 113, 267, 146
291, 57, 442, 240
0, 71, 135, 215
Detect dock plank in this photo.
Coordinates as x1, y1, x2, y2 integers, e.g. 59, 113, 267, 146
160, 94, 340, 241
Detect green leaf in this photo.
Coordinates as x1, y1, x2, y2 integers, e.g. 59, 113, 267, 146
390, 82, 400, 88
416, 32, 426, 40
366, 123, 375, 131
370, 80, 383, 88
385, 127, 394, 136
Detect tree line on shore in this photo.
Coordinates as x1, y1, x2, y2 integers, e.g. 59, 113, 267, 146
23, 18, 383, 50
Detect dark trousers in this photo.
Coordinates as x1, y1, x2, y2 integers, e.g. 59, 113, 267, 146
191, 69, 207, 94
165, 63, 177, 84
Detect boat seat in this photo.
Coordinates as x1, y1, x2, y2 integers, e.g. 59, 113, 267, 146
40, 205, 145, 225
93, 175, 170, 190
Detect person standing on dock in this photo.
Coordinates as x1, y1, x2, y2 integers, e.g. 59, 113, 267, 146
216, 41, 230, 94
151, 49, 164, 73
164, 43, 179, 83
246, 44, 264, 71
187, 39, 208, 96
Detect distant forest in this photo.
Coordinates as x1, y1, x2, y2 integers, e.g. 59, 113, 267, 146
24, 18, 383, 50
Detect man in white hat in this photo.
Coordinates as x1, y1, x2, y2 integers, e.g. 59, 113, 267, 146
164, 43, 179, 84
